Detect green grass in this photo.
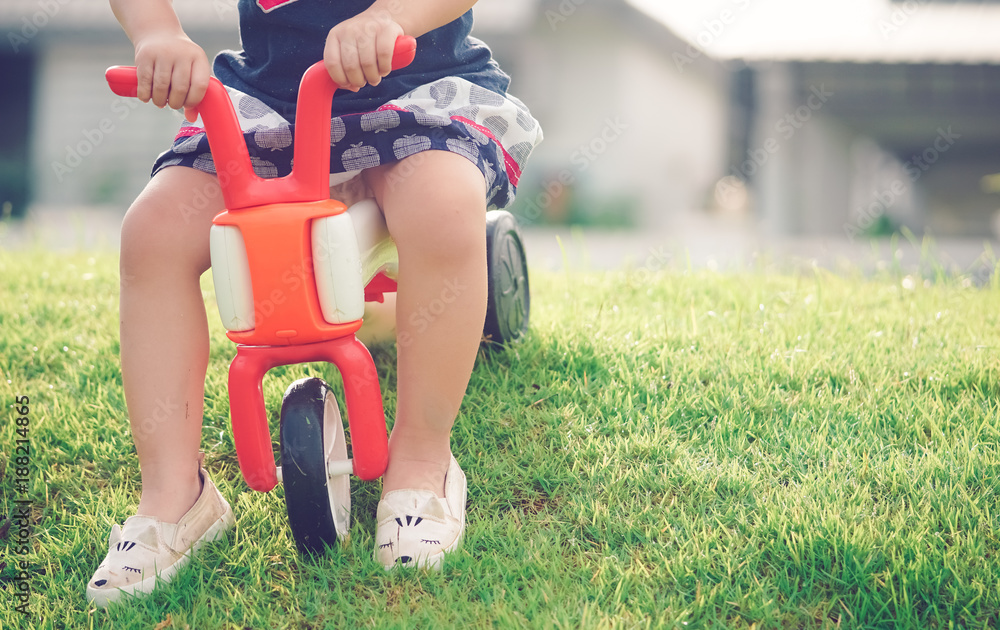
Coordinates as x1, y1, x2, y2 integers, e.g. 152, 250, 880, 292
2, 249, 1000, 629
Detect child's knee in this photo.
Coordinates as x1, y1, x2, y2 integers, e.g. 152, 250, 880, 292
120, 169, 222, 275
120, 207, 194, 279
397, 207, 486, 267
120, 200, 164, 265
378, 154, 487, 260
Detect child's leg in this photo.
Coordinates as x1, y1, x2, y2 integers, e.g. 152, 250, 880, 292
364, 151, 487, 497
119, 166, 226, 523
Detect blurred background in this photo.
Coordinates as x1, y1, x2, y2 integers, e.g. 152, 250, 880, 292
2, 0, 999, 270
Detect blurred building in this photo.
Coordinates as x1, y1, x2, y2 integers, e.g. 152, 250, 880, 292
488, 0, 732, 231
2, 0, 999, 239
0, 0, 240, 219
632, 0, 1000, 238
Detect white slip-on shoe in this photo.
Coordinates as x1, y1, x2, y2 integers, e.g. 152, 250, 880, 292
86, 456, 234, 607
375, 455, 467, 570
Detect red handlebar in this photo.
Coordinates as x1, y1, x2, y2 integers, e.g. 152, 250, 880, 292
105, 36, 417, 211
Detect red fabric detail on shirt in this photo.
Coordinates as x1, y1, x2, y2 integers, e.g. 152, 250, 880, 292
256, 0, 299, 13
174, 126, 204, 141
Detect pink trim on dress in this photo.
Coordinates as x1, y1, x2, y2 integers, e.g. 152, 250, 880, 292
375, 104, 522, 187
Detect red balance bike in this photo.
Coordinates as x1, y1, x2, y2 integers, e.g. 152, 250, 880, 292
105, 36, 529, 555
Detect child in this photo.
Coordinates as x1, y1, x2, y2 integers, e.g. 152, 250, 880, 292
88, 0, 541, 606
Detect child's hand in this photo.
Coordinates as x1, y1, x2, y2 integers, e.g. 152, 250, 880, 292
324, 11, 406, 92
133, 33, 210, 121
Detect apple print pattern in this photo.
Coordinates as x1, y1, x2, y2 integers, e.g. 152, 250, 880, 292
153, 77, 542, 210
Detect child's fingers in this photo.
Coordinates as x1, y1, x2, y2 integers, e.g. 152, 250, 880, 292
357, 28, 394, 87
167, 62, 191, 111
375, 32, 396, 80
324, 38, 354, 91
151, 60, 173, 108
184, 60, 210, 114
360, 38, 383, 87
340, 40, 367, 91
135, 63, 153, 104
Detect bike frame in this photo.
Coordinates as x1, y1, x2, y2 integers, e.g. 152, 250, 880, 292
105, 37, 418, 492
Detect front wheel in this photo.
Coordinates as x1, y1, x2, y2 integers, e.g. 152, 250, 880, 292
483, 210, 530, 346
280, 377, 351, 555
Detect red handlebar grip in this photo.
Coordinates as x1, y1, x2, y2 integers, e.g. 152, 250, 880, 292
392, 36, 417, 70
105, 66, 139, 97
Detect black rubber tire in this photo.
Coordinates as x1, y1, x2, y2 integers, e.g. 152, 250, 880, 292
279, 377, 351, 555
483, 210, 530, 345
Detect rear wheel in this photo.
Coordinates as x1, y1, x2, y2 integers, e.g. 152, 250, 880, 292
483, 210, 530, 345
279, 377, 351, 555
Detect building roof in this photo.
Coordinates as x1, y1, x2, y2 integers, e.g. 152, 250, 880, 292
628, 0, 1000, 65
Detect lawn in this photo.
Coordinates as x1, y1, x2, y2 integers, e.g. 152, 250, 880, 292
1, 248, 999, 629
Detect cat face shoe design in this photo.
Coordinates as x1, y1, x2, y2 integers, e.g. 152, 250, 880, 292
375, 456, 467, 570
86, 461, 234, 607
